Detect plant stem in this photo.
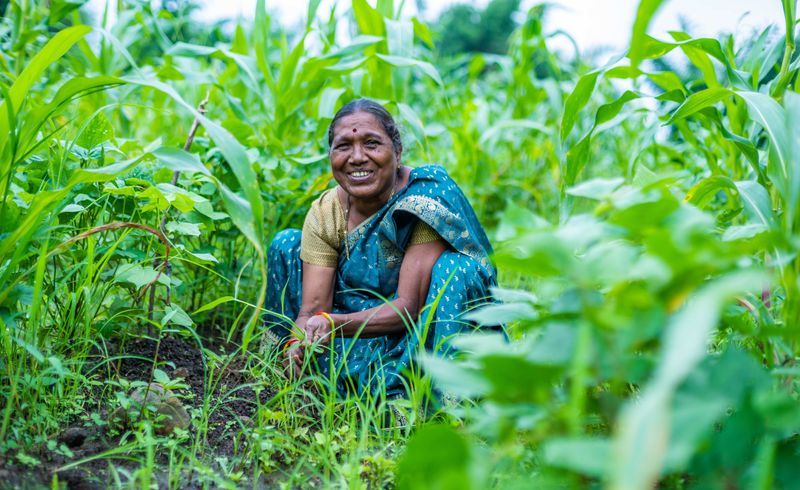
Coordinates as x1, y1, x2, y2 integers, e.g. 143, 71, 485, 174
773, 0, 797, 97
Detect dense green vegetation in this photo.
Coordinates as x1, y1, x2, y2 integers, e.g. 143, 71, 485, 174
1, 0, 799, 487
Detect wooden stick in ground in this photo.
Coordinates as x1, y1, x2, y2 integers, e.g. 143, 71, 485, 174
150, 91, 212, 321
160, 90, 211, 231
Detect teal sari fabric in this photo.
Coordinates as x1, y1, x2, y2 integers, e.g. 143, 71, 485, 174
264, 165, 497, 397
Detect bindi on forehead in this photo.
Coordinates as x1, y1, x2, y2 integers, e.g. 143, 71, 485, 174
352, 128, 357, 133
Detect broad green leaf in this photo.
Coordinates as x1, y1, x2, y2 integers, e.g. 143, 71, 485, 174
305, 0, 322, 31
253, 0, 275, 92
186, 251, 218, 263
564, 131, 592, 185
612, 270, 768, 490
60, 204, 85, 214
567, 177, 625, 200
633, 35, 748, 87
194, 296, 236, 315
722, 224, 768, 241
21, 76, 123, 144
684, 175, 737, 207
114, 264, 169, 289
595, 90, 641, 126
318, 87, 346, 119
375, 54, 444, 86
478, 119, 551, 145
463, 302, 538, 325
165, 221, 201, 237
421, 355, 491, 398
287, 154, 327, 165
560, 71, 600, 141
125, 77, 263, 249
629, 0, 665, 67
670, 31, 719, 87
277, 34, 308, 96
48, 0, 88, 25
702, 108, 760, 172
493, 232, 574, 278
323, 56, 369, 73
194, 201, 228, 220
7, 25, 92, 112
735, 180, 775, 227
352, 0, 385, 36
167, 42, 260, 92
666, 87, 732, 123
489, 287, 539, 304
412, 17, 434, 49
397, 102, 426, 147
385, 19, 414, 57
76, 112, 114, 150
0, 25, 93, 157
396, 425, 475, 490
162, 304, 194, 328
69, 157, 144, 185
153, 147, 211, 176
320, 35, 383, 60
782, 91, 800, 226
543, 438, 611, 477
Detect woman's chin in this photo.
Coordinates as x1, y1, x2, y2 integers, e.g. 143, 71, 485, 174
346, 187, 380, 202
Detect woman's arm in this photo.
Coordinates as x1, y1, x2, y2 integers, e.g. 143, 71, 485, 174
297, 263, 336, 328
285, 263, 335, 375
304, 239, 447, 342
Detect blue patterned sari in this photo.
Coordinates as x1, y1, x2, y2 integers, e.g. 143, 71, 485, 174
264, 165, 497, 398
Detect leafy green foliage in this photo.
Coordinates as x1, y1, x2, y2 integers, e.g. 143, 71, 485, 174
435, 0, 521, 56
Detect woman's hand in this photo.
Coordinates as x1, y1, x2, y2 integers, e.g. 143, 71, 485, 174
303, 314, 332, 345
284, 342, 304, 378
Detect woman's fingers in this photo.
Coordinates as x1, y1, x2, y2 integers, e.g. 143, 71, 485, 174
284, 345, 304, 378
305, 315, 332, 344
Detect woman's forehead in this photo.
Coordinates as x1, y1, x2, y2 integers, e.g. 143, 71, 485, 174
334, 111, 386, 135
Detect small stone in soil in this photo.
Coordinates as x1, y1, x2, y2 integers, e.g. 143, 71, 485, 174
173, 367, 190, 379
110, 382, 191, 436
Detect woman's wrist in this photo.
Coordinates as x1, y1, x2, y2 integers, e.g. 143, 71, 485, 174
315, 311, 335, 328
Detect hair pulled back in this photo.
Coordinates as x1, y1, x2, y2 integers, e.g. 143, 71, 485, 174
327, 99, 403, 155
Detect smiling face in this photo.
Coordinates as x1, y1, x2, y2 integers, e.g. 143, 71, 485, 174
329, 111, 401, 205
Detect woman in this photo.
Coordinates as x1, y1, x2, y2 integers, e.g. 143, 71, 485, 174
264, 99, 496, 398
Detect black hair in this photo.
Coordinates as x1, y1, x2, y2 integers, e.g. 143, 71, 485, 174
327, 98, 403, 155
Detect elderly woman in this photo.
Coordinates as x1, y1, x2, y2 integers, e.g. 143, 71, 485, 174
264, 99, 496, 398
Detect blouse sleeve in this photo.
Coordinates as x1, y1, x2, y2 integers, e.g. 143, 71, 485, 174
300, 190, 341, 267
408, 220, 441, 245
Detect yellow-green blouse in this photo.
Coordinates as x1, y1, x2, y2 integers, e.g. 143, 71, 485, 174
300, 188, 439, 267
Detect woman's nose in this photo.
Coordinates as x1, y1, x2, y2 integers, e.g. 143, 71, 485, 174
349, 144, 366, 164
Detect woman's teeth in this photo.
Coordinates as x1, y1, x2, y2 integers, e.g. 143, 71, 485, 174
351, 171, 371, 177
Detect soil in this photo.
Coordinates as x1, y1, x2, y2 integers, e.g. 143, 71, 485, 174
0, 335, 275, 489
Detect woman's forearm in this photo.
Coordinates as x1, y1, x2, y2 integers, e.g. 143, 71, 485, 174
329, 297, 418, 338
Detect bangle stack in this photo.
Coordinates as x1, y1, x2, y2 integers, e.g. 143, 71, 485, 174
282, 338, 300, 352
315, 311, 335, 330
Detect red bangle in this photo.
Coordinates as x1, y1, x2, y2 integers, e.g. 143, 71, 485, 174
282, 338, 300, 352
315, 311, 335, 329
314, 311, 337, 342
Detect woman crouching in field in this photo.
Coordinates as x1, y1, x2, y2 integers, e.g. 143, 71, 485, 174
263, 98, 497, 399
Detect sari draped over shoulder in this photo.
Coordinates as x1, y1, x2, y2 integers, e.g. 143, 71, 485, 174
265, 165, 497, 398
